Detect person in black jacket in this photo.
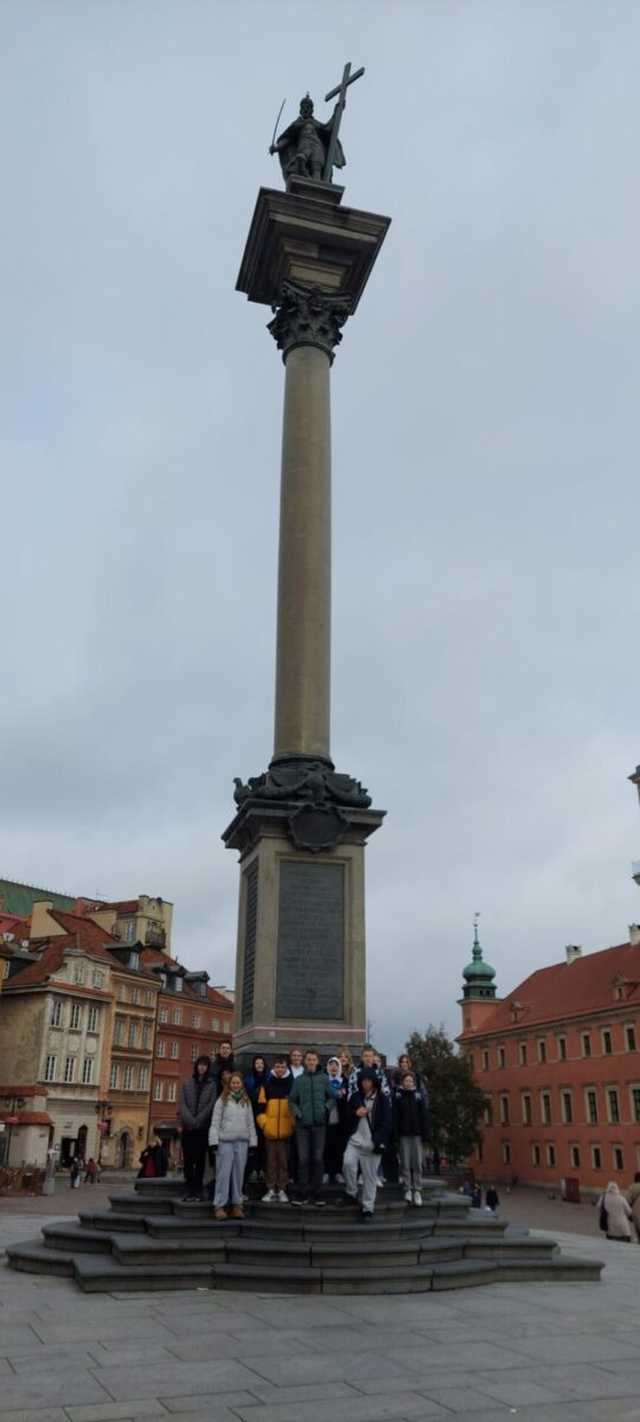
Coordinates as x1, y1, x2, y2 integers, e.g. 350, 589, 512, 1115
392, 1070, 430, 1206
211, 1040, 234, 1095
179, 1055, 216, 1201
342, 1068, 392, 1221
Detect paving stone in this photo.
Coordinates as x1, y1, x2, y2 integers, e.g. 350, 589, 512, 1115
97, 1362, 261, 1403
232, 1395, 449, 1422
239, 1353, 408, 1387
509, 1333, 640, 1365
384, 1340, 529, 1375
0, 1333, 42, 1358
159, 1394, 263, 1414
8, 1351, 104, 1376
475, 1373, 573, 1407
230, 1383, 357, 1406
89, 1345, 177, 1369
165, 1335, 309, 1364
162, 1313, 270, 1338
65, 1403, 173, 1422
29, 1321, 176, 1347
0, 1377, 110, 1413
412, 1386, 511, 1413
0, 1411, 68, 1422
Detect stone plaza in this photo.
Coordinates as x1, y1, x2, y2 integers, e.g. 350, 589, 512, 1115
0, 1200, 637, 1422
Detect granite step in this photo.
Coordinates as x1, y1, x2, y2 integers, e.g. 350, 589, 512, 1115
43, 1223, 114, 1254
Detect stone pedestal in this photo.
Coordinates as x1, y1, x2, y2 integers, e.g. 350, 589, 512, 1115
225, 176, 390, 1061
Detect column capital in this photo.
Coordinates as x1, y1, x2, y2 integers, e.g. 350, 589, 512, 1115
267, 281, 351, 363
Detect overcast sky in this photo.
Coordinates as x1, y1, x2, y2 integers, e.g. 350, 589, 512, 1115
2, 1, 639, 1056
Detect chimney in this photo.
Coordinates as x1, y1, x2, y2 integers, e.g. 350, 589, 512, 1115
565, 944, 582, 965
629, 924, 640, 945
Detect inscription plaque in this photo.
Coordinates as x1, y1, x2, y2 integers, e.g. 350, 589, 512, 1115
276, 860, 345, 1019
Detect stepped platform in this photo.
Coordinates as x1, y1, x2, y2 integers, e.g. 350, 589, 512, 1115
6, 1175, 603, 1294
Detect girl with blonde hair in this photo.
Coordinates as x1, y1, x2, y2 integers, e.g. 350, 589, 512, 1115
209, 1071, 257, 1220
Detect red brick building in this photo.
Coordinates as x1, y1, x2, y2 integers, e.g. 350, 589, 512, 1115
458, 926, 640, 1196
139, 947, 234, 1140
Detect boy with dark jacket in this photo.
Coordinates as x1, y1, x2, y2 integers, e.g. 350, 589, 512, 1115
343, 1068, 392, 1220
179, 1055, 216, 1201
256, 1058, 295, 1202
288, 1050, 335, 1205
392, 1070, 430, 1206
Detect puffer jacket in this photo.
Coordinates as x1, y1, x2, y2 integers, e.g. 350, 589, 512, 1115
256, 1072, 295, 1140
179, 1074, 216, 1131
208, 1094, 257, 1148
289, 1069, 334, 1127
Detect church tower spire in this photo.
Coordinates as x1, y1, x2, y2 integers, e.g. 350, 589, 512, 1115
458, 914, 500, 1036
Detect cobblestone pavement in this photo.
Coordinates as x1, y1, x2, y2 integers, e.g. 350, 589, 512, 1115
1, 1203, 638, 1421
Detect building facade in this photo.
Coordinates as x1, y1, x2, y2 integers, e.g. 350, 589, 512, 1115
458, 928, 640, 1195
139, 947, 234, 1140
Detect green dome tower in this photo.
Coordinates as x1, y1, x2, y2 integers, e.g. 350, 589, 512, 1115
461, 914, 497, 1001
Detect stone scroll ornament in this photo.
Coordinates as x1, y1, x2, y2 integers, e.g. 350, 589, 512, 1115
267, 281, 351, 363
233, 762, 371, 811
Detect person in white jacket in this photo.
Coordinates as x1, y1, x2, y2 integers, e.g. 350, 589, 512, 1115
208, 1071, 257, 1220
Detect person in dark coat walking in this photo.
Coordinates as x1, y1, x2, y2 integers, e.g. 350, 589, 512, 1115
179, 1054, 216, 1201
485, 1184, 500, 1213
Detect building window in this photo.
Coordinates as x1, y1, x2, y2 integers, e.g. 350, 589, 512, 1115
69, 1002, 82, 1030
532, 1144, 541, 1166
626, 1025, 637, 1053
502, 1142, 511, 1164
602, 1029, 613, 1056
467, 1053, 475, 1073
570, 1145, 580, 1169
156, 1039, 166, 1058
50, 999, 63, 1028
586, 1089, 598, 1125
581, 1033, 591, 1058
498, 1046, 506, 1069
154, 1080, 163, 1101
170, 1040, 179, 1059
64, 1056, 76, 1084
541, 1092, 551, 1125
482, 1049, 489, 1071
167, 1080, 177, 1102
193, 1013, 201, 1028
117, 984, 128, 1003
74, 963, 85, 984
159, 1007, 168, 1023
173, 1009, 182, 1025
131, 988, 139, 1005
109, 1063, 118, 1089
92, 969, 105, 989
557, 1036, 567, 1061
561, 1091, 573, 1125
139, 1066, 149, 1091
499, 1095, 510, 1125
141, 1021, 151, 1049
522, 1093, 532, 1125
518, 1043, 527, 1067
613, 1145, 624, 1172
483, 1101, 493, 1126
592, 1145, 602, 1170
120, 917, 135, 943
113, 1017, 125, 1046
608, 1088, 620, 1125
123, 1065, 134, 1090
128, 1022, 137, 1049
547, 1143, 556, 1167
630, 1086, 640, 1123
211, 1017, 219, 1031
191, 1043, 199, 1061
537, 1039, 547, 1064
82, 1057, 94, 1084
45, 1054, 56, 1082
87, 1006, 99, 1033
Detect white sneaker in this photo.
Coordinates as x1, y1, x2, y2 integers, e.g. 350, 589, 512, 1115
277, 1189, 289, 1204
413, 1189, 423, 1207
335, 1173, 345, 1184
404, 1188, 413, 1204
262, 1189, 276, 1202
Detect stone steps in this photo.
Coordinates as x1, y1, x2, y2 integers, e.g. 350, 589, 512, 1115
6, 1178, 604, 1295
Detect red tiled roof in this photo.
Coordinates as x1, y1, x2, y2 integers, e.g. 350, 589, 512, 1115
0, 913, 30, 937
207, 986, 234, 1010
461, 940, 640, 1038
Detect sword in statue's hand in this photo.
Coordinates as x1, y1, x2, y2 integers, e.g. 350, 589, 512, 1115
268, 98, 286, 155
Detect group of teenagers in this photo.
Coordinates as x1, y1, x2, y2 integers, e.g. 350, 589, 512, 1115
178, 1039, 431, 1221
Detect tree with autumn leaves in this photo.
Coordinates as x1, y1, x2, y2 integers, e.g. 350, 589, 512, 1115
405, 1026, 488, 1168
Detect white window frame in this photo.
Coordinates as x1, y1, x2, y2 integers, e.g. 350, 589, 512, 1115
64, 1056, 76, 1084
537, 1038, 547, 1064
82, 1057, 94, 1084
109, 1062, 118, 1089
585, 1087, 599, 1125
601, 1028, 613, 1056
193, 1013, 201, 1028
499, 1094, 510, 1125
518, 1042, 527, 1066
170, 1040, 179, 1059
629, 1083, 640, 1123
501, 1141, 511, 1164
157, 1039, 166, 1058
541, 1091, 552, 1126
546, 1142, 556, 1167
531, 1143, 541, 1166
521, 1092, 532, 1125
606, 1086, 621, 1125
591, 1144, 602, 1170
50, 999, 63, 1028
482, 1049, 489, 1071
139, 1066, 149, 1091
123, 1064, 134, 1090
625, 1023, 637, 1053
172, 1009, 182, 1024
561, 1090, 573, 1124
70, 1002, 82, 1030
167, 1080, 177, 1102
613, 1144, 624, 1172
569, 1144, 580, 1169
581, 1032, 591, 1058
557, 1035, 567, 1061
153, 1080, 163, 1101
87, 1005, 99, 1033
45, 1054, 56, 1082
159, 1007, 168, 1023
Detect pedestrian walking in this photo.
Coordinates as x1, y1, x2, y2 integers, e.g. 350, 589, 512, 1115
179, 1054, 216, 1201
209, 1070, 257, 1220
392, 1069, 430, 1206
627, 1171, 640, 1242
342, 1068, 391, 1221
256, 1057, 295, 1202
69, 1155, 81, 1189
289, 1049, 334, 1205
485, 1184, 499, 1213
597, 1181, 633, 1241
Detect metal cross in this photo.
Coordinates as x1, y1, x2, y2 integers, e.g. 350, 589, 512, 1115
322, 60, 365, 183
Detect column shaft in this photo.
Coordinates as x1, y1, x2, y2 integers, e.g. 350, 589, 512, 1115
273, 344, 331, 762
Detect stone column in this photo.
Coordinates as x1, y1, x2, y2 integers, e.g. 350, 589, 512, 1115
274, 344, 331, 763
268, 282, 350, 766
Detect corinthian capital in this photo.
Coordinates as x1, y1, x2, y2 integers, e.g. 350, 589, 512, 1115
267, 281, 351, 363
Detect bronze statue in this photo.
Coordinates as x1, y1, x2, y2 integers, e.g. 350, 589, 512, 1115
269, 62, 364, 188
270, 94, 344, 184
